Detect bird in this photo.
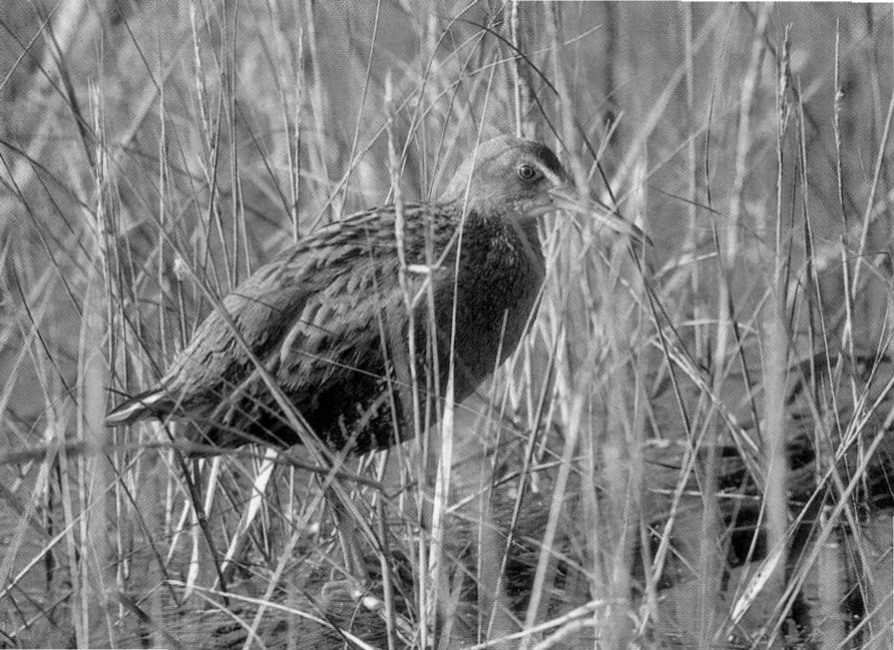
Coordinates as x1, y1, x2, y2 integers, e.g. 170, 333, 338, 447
105, 135, 632, 455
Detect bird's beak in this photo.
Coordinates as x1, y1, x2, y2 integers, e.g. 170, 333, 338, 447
548, 187, 652, 248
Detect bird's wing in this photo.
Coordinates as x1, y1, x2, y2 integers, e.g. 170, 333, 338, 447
105, 204, 458, 427
211, 205, 460, 450
158, 208, 414, 405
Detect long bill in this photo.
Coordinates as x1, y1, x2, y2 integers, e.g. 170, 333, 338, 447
548, 188, 652, 248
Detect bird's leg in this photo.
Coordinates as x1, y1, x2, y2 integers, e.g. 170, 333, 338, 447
317, 436, 378, 599
328, 484, 366, 585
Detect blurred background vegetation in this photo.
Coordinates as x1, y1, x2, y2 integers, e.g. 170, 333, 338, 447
1, 2, 893, 648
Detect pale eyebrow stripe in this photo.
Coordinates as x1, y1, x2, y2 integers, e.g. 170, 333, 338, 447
536, 162, 566, 186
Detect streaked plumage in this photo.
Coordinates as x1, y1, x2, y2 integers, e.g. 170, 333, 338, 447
106, 136, 570, 453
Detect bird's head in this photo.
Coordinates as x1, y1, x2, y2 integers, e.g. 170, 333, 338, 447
440, 135, 650, 246
440, 136, 570, 219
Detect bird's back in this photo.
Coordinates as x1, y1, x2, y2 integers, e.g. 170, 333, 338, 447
109, 202, 546, 453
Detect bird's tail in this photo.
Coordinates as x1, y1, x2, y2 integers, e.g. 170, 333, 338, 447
104, 389, 174, 426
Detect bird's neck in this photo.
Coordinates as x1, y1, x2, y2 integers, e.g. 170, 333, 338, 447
450, 200, 539, 234
469, 207, 542, 250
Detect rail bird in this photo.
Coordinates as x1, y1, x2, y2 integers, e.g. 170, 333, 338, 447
105, 135, 637, 454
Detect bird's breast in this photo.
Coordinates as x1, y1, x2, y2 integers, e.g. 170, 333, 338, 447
425, 220, 545, 400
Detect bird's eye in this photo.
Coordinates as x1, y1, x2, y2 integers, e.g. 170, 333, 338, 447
516, 163, 538, 181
